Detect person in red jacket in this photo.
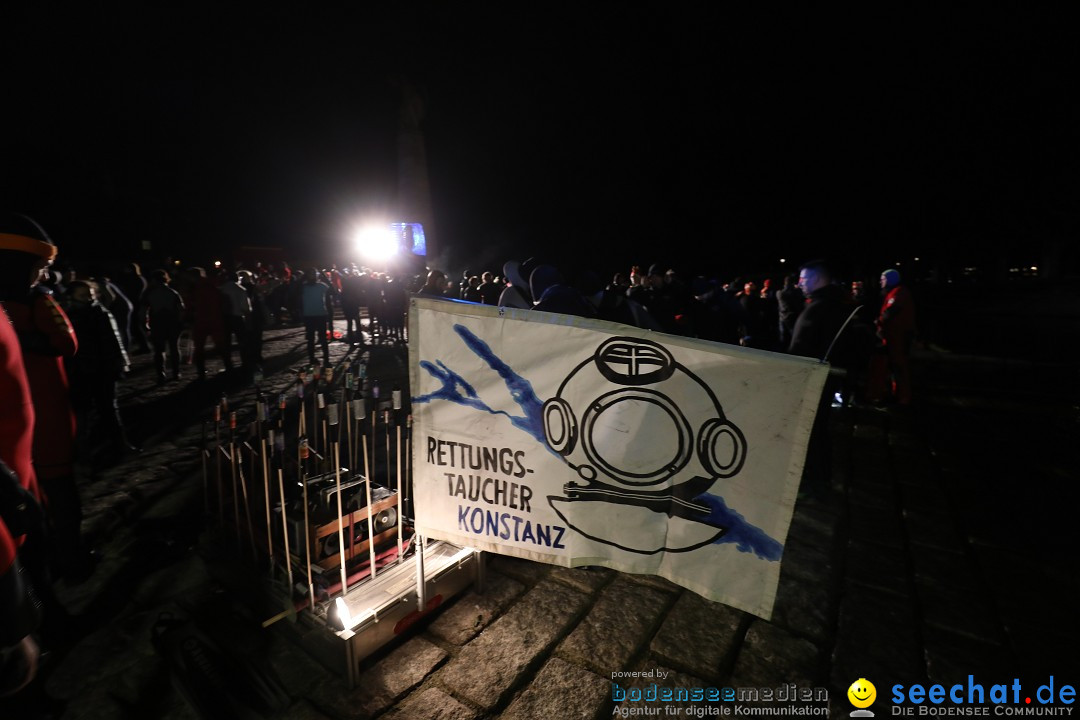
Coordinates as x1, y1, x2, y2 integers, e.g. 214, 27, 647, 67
0, 307, 43, 698
186, 267, 233, 380
875, 268, 916, 405
0, 214, 93, 583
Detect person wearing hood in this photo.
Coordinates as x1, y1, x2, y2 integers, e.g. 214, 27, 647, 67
0, 213, 95, 584
530, 264, 596, 319
497, 259, 533, 309
874, 268, 916, 405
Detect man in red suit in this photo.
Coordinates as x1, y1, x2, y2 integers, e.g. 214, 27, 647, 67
0, 214, 93, 583
875, 268, 916, 405
0, 307, 42, 697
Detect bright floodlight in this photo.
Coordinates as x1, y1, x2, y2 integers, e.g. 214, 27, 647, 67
354, 226, 398, 261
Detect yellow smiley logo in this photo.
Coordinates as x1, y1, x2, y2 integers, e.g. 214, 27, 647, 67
847, 678, 876, 708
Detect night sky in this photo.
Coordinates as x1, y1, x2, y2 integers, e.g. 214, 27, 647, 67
3, 6, 1076, 280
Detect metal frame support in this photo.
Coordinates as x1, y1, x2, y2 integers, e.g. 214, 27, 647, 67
475, 550, 486, 593
415, 534, 426, 611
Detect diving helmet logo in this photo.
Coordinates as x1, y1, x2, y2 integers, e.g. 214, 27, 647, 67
543, 337, 747, 554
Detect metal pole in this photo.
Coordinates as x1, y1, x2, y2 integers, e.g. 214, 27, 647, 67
214, 403, 223, 526
261, 436, 273, 570
238, 442, 258, 559
476, 551, 486, 593
362, 428, 376, 580
405, 414, 412, 520
415, 534, 426, 611
328, 405, 345, 595
312, 366, 320, 472
299, 438, 315, 613
344, 361, 354, 472
384, 409, 391, 503
276, 466, 293, 590
333, 432, 347, 596
393, 390, 403, 560
201, 420, 209, 517
229, 412, 240, 547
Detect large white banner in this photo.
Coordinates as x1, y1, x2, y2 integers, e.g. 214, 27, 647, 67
408, 297, 828, 618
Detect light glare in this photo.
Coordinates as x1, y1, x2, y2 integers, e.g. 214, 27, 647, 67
354, 226, 398, 261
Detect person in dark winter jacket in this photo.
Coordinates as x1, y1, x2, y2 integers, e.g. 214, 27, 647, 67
788, 262, 852, 362
117, 263, 149, 353
477, 272, 502, 305
776, 275, 804, 349
62, 281, 139, 467
787, 260, 850, 497
139, 270, 185, 382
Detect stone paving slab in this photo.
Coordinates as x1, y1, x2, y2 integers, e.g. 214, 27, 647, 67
435, 579, 591, 710
922, 625, 1017, 685
557, 576, 670, 674
847, 503, 905, 550
957, 509, 1013, 550
852, 424, 886, 441
548, 565, 614, 595
847, 457, 894, 488
426, 571, 526, 646
384, 688, 479, 720
846, 482, 897, 511
831, 585, 924, 688
778, 536, 838, 586
891, 457, 938, 489
353, 636, 449, 717
903, 510, 968, 553
488, 555, 553, 586
786, 502, 844, 550
264, 633, 331, 699
623, 572, 683, 595
769, 577, 835, 646
916, 581, 1006, 644
899, 482, 951, 514
649, 590, 745, 681
909, 544, 983, 593
46, 609, 164, 701
730, 620, 821, 688
844, 539, 910, 597
499, 656, 609, 720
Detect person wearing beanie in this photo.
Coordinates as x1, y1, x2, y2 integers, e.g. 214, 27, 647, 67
872, 268, 916, 405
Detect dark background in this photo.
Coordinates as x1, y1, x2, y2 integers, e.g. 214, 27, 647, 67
2, 5, 1077, 281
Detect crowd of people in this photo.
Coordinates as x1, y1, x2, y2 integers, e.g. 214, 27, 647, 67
420, 256, 915, 403
0, 212, 918, 711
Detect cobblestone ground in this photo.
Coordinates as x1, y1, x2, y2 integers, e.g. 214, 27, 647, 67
15, 316, 1078, 719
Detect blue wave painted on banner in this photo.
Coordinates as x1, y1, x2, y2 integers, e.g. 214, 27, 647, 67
696, 493, 783, 561
413, 324, 546, 443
